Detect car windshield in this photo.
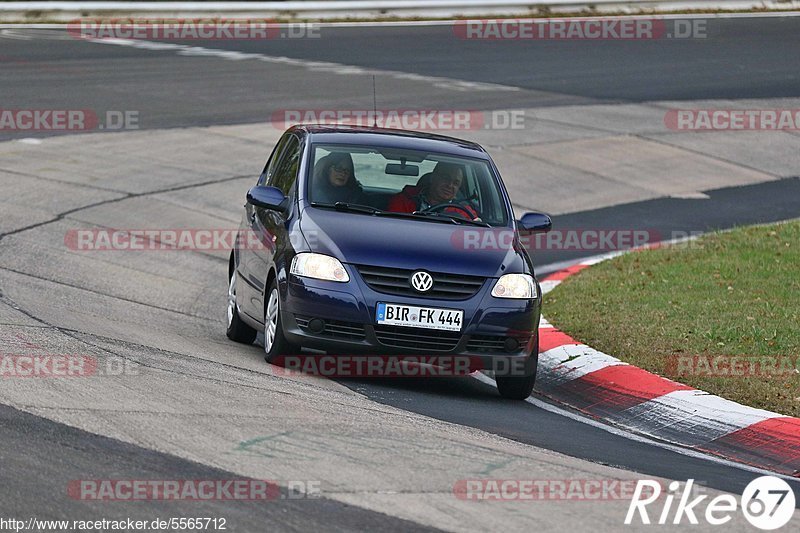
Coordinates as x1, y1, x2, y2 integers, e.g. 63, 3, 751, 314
307, 143, 510, 226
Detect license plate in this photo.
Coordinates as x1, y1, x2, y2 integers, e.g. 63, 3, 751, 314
376, 302, 463, 332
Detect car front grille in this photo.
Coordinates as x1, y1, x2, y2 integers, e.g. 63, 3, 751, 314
295, 315, 366, 340
356, 265, 484, 300
373, 325, 462, 352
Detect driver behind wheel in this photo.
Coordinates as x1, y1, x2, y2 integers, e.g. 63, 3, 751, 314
387, 162, 480, 220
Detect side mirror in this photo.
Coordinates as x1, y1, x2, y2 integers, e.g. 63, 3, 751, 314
247, 186, 287, 213
519, 212, 552, 232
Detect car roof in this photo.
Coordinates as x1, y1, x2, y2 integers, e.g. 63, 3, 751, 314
289, 124, 490, 159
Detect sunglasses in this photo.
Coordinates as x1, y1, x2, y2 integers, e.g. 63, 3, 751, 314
332, 165, 353, 173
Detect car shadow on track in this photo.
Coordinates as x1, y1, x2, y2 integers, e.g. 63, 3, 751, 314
333, 373, 503, 402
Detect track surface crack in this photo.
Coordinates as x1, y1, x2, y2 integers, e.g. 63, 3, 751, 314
0, 173, 251, 244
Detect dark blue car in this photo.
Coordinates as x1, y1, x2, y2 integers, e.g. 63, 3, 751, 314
226, 125, 552, 399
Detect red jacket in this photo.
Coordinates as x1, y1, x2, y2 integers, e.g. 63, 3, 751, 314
387, 185, 479, 219
387, 185, 421, 213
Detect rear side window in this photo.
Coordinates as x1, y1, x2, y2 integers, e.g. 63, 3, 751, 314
269, 135, 301, 195
259, 134, 292, 186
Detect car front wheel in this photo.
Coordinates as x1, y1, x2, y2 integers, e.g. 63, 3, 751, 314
226, 270, 257, 344
263, 278, 300, 363
495, 335, 539, 400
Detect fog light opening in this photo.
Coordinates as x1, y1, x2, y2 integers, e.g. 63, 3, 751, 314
504, 337, 519, 353
308, 318, 326, 334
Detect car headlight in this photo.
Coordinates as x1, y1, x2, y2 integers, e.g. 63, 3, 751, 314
491, 274, 537, 299
290, 253, 350, 283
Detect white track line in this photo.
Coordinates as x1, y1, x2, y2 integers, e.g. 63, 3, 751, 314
3, 11, 800, 29
52, 35, 522, 93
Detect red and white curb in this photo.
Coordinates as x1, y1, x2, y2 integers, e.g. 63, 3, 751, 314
534, 255, 800, 477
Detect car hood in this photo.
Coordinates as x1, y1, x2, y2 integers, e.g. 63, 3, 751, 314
299, 207, 527, 278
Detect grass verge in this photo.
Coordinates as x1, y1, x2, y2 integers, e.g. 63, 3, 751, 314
545, 220, 800, 417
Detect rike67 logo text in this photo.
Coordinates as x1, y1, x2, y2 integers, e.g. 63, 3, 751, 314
626, 477, 795, 530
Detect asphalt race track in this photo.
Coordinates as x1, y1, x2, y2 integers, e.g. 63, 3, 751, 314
1, 17, 800, 532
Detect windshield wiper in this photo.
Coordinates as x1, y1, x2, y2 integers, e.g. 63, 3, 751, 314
412, 211, 491, 227
310, 202, 381, 214
334, 202, 382, 214
312, 202, 424, 220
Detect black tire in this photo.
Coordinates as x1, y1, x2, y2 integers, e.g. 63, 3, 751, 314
495, 334, 539, 400
226, 269, 258, 344
263, 278, 300, 364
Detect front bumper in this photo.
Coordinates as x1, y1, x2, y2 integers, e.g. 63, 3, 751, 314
280, 270, 541, 374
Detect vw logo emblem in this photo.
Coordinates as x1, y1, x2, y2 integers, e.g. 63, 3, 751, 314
410, 271, 434, 292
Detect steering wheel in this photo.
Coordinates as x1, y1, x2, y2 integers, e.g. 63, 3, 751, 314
420, 202, 477, 221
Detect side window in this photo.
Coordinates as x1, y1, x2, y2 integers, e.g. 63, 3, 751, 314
269, 135, 301, 195
258, 134, 291, 186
